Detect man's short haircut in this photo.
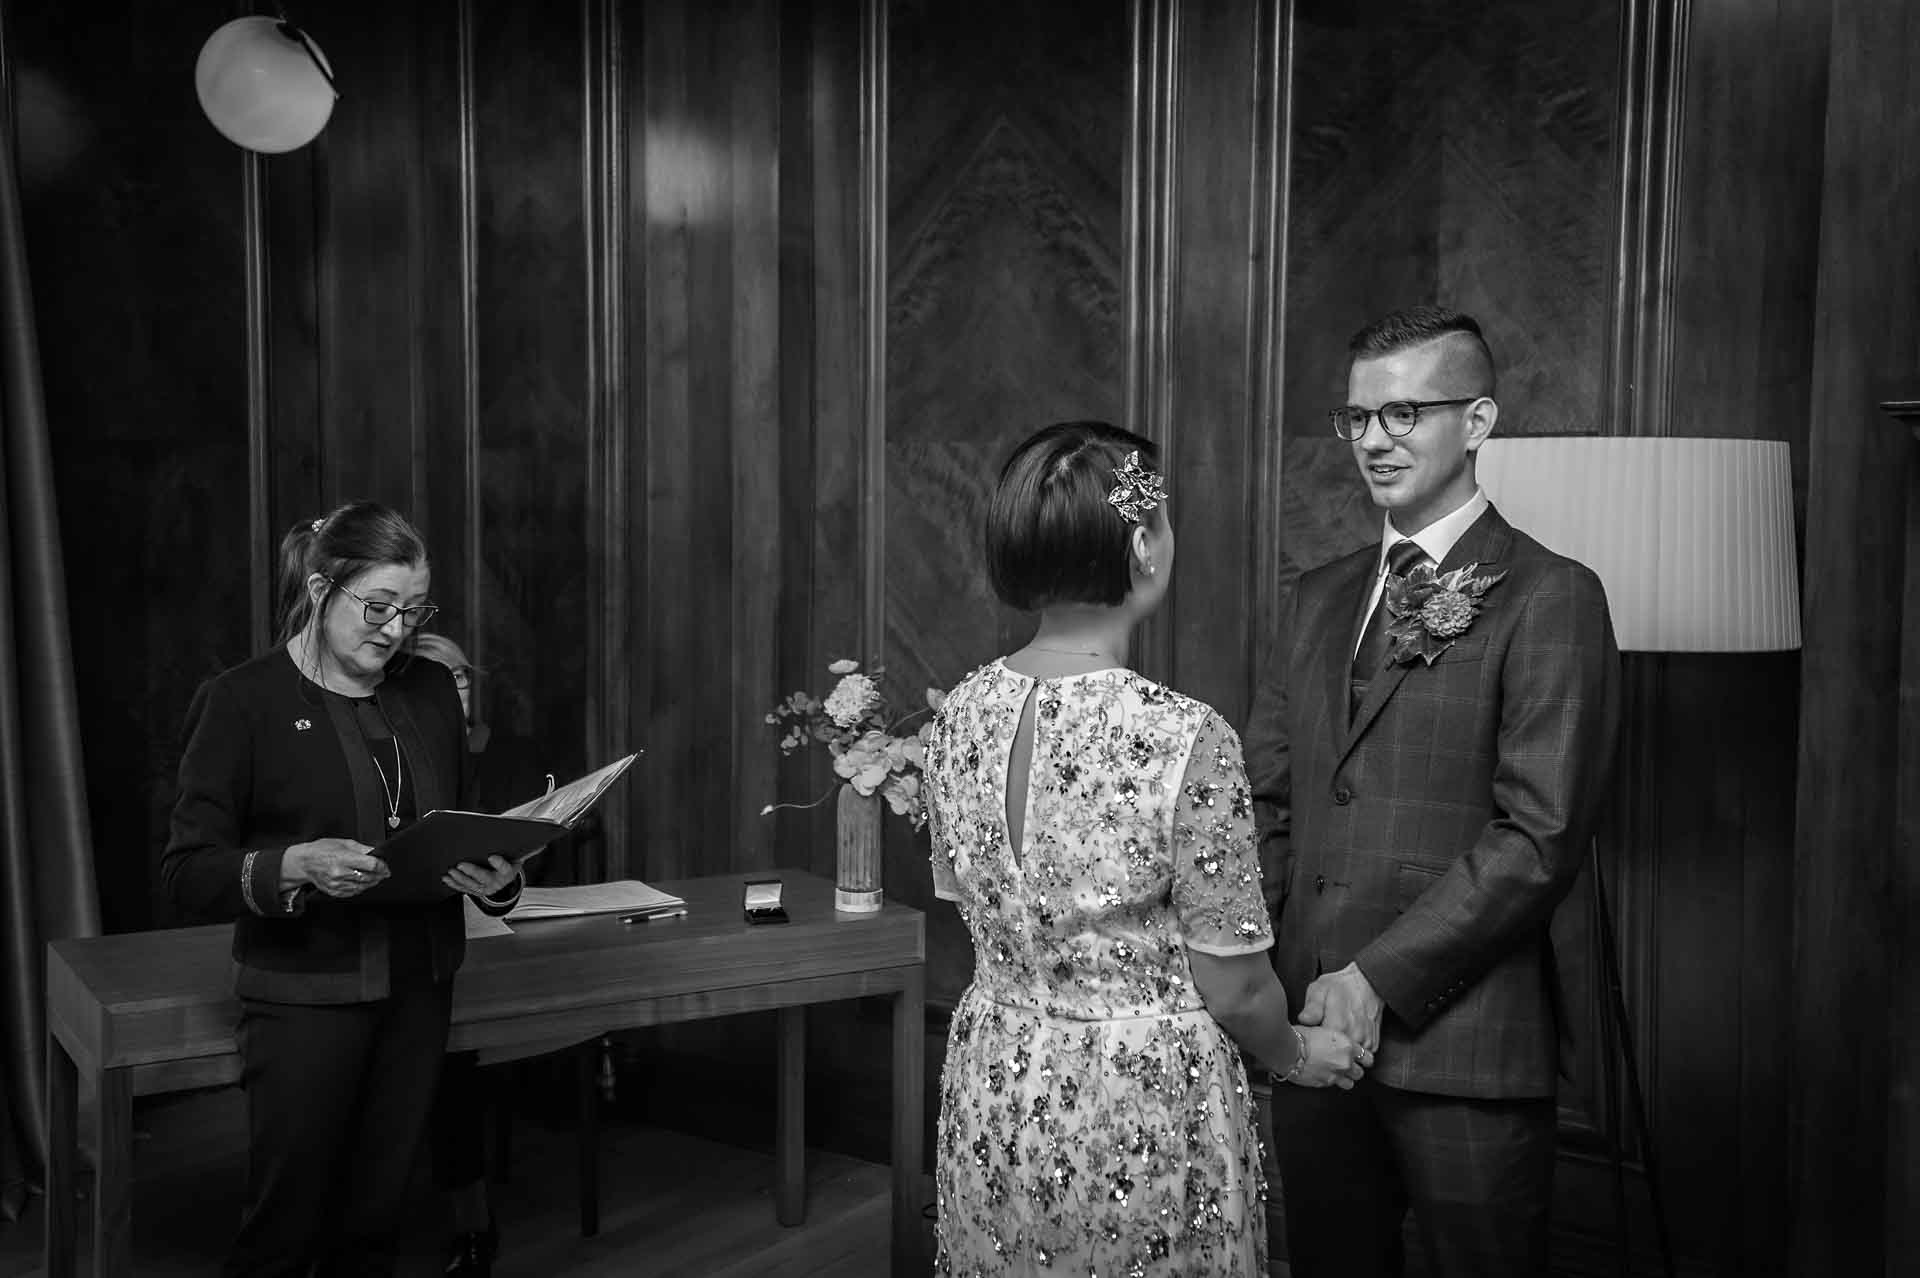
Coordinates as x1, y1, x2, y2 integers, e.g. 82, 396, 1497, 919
1348, 305, 1496, 399
985, 421, 1162, 613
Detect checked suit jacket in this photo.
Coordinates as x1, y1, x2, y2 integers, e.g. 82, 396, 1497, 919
1243, 503, 1621, 1099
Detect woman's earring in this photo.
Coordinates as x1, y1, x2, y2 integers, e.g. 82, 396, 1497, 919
1144, 561, 1156, 576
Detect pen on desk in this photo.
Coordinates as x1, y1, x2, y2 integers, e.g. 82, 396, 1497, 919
620, 907, 688, 924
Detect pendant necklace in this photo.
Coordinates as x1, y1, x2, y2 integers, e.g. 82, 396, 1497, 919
362, 704, 405, 829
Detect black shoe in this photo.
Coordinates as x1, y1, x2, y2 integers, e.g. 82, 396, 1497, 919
442, 1219, 498, 1277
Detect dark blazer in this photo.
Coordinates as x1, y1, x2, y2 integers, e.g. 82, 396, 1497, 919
1244, 504, 1621, 1098
162, 647, 489, 1004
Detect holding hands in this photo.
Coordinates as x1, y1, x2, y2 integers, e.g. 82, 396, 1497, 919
1282, 962, 1384, 1088
1298, 962, 1385, 1052
1285, 1024, 1370, 1089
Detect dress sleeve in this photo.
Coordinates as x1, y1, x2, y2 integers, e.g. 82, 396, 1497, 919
1172, 710, 1274, 956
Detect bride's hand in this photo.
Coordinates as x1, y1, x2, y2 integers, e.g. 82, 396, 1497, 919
1288, 1026, 1370, 1089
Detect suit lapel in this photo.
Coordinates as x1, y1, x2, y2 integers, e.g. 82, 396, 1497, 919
1334, 505, 1516, 767
1311, 552, 1376, 748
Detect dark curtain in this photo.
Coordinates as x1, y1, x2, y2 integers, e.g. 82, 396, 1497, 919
0, 8, 100, 1222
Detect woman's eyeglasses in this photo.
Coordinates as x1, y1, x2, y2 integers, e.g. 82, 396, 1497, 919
327, 579, 439, 631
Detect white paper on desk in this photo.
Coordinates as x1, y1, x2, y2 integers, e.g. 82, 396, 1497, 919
505, 880, 684, 921
462, 896, 516, 939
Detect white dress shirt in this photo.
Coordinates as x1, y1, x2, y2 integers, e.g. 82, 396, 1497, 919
1352, 488, 1491, 658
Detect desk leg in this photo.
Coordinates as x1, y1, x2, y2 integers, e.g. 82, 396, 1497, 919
94, 1067, 133, 1277
775, 1005, 806, 1225
890, 968, 925, 1278
45, 1032, 77, 1278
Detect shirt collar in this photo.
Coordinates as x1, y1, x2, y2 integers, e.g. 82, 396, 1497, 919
1379, 487, 1489, 573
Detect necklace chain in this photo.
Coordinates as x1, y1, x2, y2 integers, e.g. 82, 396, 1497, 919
358, 703, 405, 829
1027, 644, 1107, 658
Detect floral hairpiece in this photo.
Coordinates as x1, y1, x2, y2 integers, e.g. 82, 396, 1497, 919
310, 518, 324, 533
1108, 450, 1169, 524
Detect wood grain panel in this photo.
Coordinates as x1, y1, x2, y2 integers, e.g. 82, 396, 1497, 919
1285, 0, 1619, 455
724, 0, 786, 874
306, 0, 431, 509
1792, 0, 1920, 1269
470, 3, 589, 774
11, 2, 250, 933
1158, 0, 1283, 721
626, 0, 789, 881
414, 0, 480, 655
1121, 0, 1176, 686
584, 0, 630, 867
884, 0, 1129, 1006
1652, 10, 1828, 1271
1883, 400, 1920, 1277
769, 0, 866, 884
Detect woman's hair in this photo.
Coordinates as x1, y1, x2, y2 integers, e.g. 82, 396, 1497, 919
272, 501, 430, 647
985, 421, 1163, 612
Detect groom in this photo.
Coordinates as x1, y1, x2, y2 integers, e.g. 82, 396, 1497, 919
1244, 306, 1621, 1277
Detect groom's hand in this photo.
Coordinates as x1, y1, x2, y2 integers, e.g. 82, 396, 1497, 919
1299, 963, 1384, 1054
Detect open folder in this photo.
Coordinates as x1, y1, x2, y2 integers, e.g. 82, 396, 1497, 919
357, 752, 641, 904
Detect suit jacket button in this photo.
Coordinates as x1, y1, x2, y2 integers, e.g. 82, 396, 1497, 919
1332, 786, 1352, 805
1314, 874, 1326, 894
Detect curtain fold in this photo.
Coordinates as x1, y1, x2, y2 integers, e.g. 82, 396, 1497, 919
0, 26, 101, 1221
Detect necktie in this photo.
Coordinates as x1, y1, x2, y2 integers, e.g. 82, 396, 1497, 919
1349, 539, 1431, 714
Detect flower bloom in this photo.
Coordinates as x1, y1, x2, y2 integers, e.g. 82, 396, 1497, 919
824, 673, 880, 727
1420, 590, 1475, 638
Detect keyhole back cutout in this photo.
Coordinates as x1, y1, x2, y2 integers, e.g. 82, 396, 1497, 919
1004, 682, 1040, 868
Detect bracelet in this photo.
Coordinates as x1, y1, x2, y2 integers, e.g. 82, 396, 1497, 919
1281, 1025, 1308, 1084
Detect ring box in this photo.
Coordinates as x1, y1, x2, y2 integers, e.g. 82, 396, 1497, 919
743, 877, 788, 925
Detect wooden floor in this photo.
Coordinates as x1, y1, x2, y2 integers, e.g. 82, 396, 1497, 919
0, 1086, 936, 1276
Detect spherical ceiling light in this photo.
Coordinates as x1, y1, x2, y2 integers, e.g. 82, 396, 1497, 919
195, 15, 338, 154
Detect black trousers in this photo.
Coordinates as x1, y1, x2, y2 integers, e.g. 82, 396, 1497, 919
1271, 1077, 1558, 1278
224, 979, 454, 1278
430, 1050, 487, 1192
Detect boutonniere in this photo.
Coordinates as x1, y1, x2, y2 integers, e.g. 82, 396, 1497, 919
1383, 562, 1509, 666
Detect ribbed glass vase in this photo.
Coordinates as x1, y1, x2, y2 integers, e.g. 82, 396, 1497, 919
834, 785, 883, 912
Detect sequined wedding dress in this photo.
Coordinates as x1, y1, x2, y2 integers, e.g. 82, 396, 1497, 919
925, 660, 1274, 1276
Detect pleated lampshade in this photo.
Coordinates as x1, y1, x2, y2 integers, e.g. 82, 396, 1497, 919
1475, 436, 1802, 653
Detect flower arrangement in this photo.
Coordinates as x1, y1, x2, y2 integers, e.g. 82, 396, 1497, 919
1383, 562, 1509, 666
761, 658, 946, 829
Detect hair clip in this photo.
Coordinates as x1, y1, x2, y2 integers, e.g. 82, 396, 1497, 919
1108, 451, 1169, 524
310, 518, 324, 533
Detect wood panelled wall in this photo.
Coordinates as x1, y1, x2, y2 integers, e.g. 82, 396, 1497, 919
14, 0, 1909, 1272
1793, 1, 1920, 1275
17, 0, 876, 933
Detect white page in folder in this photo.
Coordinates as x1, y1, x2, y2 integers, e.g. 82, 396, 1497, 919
498, 753, 640, 827
505, 879, 684, 920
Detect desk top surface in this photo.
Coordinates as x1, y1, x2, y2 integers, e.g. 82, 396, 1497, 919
47, 870, 924, 1070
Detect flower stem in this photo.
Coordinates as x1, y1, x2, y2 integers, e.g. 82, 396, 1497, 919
759, 783, 839, 817
886, 707, 932, 734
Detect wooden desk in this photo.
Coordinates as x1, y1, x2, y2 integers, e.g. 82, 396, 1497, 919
44, 870, 925, 1277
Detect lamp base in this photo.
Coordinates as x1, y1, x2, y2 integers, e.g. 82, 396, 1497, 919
834, 887, 883, 913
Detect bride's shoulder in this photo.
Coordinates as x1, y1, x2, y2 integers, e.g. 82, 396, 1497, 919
1113, 672, 1220, 727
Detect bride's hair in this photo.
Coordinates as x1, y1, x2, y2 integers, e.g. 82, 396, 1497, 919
985, 421, 1164, 612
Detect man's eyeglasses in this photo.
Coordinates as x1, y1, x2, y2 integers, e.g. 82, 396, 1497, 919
449, 666, 473, 690
327, 579, 440, 631
1330, 398, 1480, 441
